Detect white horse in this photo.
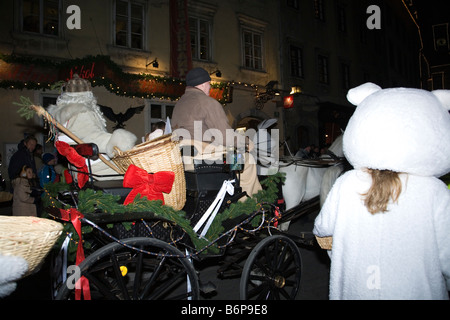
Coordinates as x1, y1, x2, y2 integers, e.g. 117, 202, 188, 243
279, 135, 344, 209
261, 135, 345, 230
252, 120, 345, 215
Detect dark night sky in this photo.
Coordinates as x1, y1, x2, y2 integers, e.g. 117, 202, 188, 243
412, 0, 449, 24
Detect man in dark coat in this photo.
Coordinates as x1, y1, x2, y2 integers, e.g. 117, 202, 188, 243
8, 135, 38, 181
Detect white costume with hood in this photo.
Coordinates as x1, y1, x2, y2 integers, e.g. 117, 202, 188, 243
314, 83, 450, 300
47, 75, 137, 179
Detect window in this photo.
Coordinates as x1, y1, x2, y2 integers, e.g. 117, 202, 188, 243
433, 23, 449, 51
432, 72, 444, 90
290, 46, 303, 78
22, 0, 59, 36
317, 54, 329, 84
337, 4, 346, 32
243, 30, 264, 70
238, 14, 266, 71
314, 0, 325, 21
189, 17, 211, 61
149, 103, 174, 125
287, 0, 299, 10
115, 0, 144, 49
42, 94, 58, 150
341, 62, 350, 90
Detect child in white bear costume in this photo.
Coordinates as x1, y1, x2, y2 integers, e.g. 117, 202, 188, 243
47, 75, 137, 179
314, 83, 450, 300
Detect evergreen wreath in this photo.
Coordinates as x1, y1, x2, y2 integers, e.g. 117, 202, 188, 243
43, 172, 285, 262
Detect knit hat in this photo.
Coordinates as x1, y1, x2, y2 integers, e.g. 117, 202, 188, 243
186, 67, 211, 87
42, 153, 55, 164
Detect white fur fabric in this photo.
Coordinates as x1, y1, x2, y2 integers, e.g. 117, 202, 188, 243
344, 83, 450, 177
314, 170, 450, 299
0, 255, 28, 298
319, 163, 344, 206
147, 128, 164, 141
48, 92, 137, 158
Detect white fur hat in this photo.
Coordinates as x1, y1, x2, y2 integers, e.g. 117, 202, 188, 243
343, 82, 450, 177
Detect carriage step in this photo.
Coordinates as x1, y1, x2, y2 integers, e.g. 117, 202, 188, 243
199, 281, 217, 294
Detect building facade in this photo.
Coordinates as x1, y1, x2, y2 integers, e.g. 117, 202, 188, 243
0, 0, 423, 184
278, 0, 420, 152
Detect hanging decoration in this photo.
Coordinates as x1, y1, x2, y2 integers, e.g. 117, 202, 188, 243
0, 53, 232, 103
122, 164, 175, 206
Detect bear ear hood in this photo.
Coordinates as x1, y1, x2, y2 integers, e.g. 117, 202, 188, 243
431, 89, 450, 111
346, 82, 382, 106
343, 83, 450, 177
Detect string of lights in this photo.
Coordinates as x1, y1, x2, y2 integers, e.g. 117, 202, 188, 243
43, 181, 283, 261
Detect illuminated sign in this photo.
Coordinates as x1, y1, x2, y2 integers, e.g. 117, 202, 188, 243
283, 95, 294, 109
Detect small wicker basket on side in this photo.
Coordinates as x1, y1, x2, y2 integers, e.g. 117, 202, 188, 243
315, 235, 332, 250
111, 134, 186, 211
0, 216, 63, 277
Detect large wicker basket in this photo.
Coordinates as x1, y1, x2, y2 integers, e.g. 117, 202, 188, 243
315, 235, 332, 250
111, 134, 186, 210
0, 216, 63, 277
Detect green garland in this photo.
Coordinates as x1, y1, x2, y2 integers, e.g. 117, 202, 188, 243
43, 172, 285, 261
1, 53, 231, 103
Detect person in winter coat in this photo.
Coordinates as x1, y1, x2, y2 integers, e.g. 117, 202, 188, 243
8, 135, 38, 181
171, 67, 262, 197
12, 165, 39, 216
313, 83, 450, 300
38, 153, 57, 188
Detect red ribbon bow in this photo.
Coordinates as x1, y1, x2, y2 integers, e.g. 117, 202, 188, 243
123, 164, 175, 205
59, 208, 91, 300
55, 141, 89, 189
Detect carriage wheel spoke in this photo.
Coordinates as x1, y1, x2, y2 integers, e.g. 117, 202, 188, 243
110, 253, 131, 300
83, 272, 119, 300
139, 255, 167, 299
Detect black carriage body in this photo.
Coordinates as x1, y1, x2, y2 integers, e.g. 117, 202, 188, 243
86, 160, 245, 243
184, 161, 245, 227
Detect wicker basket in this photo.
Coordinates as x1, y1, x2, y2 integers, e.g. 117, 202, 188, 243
315, 235, 332, 250
111, 134, 186, 211
0, 216, 63, 276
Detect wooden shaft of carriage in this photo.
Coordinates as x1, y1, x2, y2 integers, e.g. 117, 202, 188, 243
30, 104, 123, 174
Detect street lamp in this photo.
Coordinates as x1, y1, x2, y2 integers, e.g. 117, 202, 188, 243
210, 69, 222, 77
255, 80, 280, 110
146, 58, 159, 68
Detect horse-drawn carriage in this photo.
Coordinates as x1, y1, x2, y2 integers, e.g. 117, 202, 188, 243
4, 105, 342, 300
39, 131, 342, 300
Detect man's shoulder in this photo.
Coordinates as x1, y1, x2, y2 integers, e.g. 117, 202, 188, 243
178, 88, 218, 106
11, 148, 27, 159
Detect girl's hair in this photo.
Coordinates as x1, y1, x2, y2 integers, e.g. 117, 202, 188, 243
362, 169, 403, 214
18, 165, 33, 179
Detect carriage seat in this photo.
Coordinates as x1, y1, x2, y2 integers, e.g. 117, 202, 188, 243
184, 160, 246, 225
70, 143, 245, 208
92, 179, 131, 203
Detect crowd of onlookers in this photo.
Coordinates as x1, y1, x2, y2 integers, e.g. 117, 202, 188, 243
3, 135, 63, 217
295, 144, 329, 159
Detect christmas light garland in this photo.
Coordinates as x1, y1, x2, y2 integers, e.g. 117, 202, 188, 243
0, 53, 235, 103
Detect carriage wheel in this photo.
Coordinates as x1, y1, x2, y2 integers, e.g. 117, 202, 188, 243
56, 237, 199, 300
240, 235, 302, 300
